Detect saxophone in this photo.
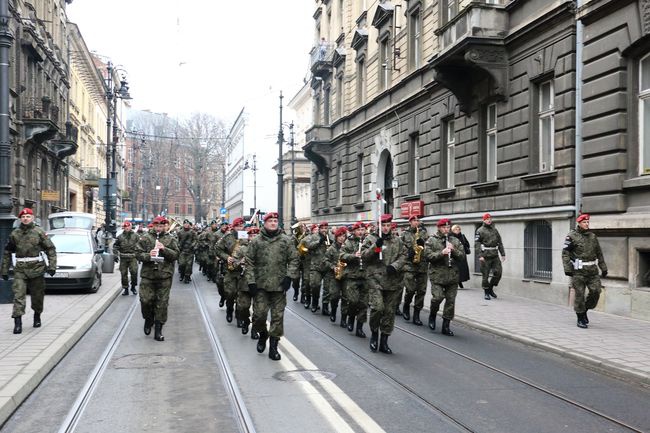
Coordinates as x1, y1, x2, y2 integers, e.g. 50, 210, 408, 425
334, 258, 347, 280
227, 239, 241, 271
413, 227, 424, 264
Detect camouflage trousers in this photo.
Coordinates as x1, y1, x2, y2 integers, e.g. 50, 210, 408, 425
119, 257, 138, 288
292, 262, 303, 292
480, 256, 502, 289
178, 252, 194, 278
236, 289, 253, 324
403, 271, 428, 310
11, 273, 45, 317
252, 290, 287, 338
310, 269, 330, 304
571, 273, 602, 313
343, 278, 368, 323
329, 277, 345, 314
224, 271, 244, 310
430, 282, 458, 320
369, 287, 402, 335
139, 277, 173, 324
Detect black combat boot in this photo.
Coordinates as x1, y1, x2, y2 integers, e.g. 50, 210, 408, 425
300, 292, 306, 304
329, 302, 338, 323
441, 318, 454, 336
122, 287, 129, 296
428, 313, 436, 331
304, 295, 312, 309
483, 289, 491, 300
184, 276, 191, 284
268, 337, 281, 361
154, 321, 165, 341
402, 303, 411, 321
236, 318, 243, 328
340, 313, 347, 328
379, 334, 392, 354
33, 312, 41, 328
355, 321, 366, 338
412, 308, 423, 326
293, 289, 299, 302
13, 316, 22, 334
347, 315, 355, 332
395, 305, 402, 317
251, 329, 260, 340
257, 331, 269, 353
226, 300, 234, 323
583, 311, 589, 324
218, 297, 225, 308
576, 312, 588, 329
179, 273, 184, 282
144, 318, 153, 335
311, 298, 320, 313
241, 319, 250, 335
321, 302, 330, 316
131, 284, 137, 295
488, 287, 498, 299
369, 329, 379, 352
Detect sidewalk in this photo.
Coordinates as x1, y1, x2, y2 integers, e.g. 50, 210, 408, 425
452, 287, 650, 386
0, 272, 122, 426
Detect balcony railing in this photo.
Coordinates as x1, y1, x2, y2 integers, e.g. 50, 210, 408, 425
437, 2, 509, 53
82, 167, 101, 182
22, 96, 60, 124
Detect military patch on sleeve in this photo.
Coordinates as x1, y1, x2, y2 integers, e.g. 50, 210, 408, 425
563, 236, 573, 250
474, 232, 480, 242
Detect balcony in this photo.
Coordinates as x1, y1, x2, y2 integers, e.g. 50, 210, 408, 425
303, 125, 332, 173
82, 167, 101, 187
310, 42, 335, 79
431, 2, 510, 113
23, 96, 60, 145
48, 121, 79, 159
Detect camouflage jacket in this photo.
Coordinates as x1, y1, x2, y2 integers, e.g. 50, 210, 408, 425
206, 229, 223, 258
424, 230, 466, 286
474, 223, 505, 259
340, 236, 365, 279
136, 230, 179, 279
114, 231, 139, 257
215, 231, 237, 262
324, 241, 344, 276
245, 227, 299, 292
1, 222, 57, 278
177, 228, 197, 254
361, 232, 407, 290
304, 232, 333, 272
562, 226, 607, 275
400, 226, 429, 273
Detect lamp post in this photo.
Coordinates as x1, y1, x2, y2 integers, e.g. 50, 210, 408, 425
243, 153, 258, 211
289, 122, 296, 225
276, 92, 284, 228
110, 70, 131, 229
103, 61, 113, 250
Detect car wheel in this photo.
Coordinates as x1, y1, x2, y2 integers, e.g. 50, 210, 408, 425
88, 269, 101, 293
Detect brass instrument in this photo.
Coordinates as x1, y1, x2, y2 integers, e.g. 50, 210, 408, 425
297, 241, 309, 256
334, 259, 347, 280
295, 223, 309, 256
413, 227, 424, 264
227, 239, 242, 271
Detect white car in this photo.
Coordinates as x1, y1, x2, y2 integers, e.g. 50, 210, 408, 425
45, 228, 104, 293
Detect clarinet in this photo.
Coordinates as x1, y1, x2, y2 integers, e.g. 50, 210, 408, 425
358, 238, 363, 270
445, 234, 452, 268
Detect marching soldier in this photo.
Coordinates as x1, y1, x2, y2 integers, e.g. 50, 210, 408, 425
339, 221, 366, 330
177, 219, 197, 283
324, 226, 348, 323
236, 226, 258, 338
245, 212, 299, 361
216, 217, 246, 323
304, 222, 332, 313
475, 213, 506, 300
135, 216, 179, 341
114, 221, 139, 295
291, 222, 308, 302
2, 208, 57, 334
299, 224, 318, 307
424, 218, 466, 336
196, 225, 210, 275
400, 216, 428, 325
204, 220, 220, 283
362, 214, 407, 353
562, 214, 608, 328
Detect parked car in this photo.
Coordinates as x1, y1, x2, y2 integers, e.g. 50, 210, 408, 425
47, 211, 96, 231
45, 228, 103, 293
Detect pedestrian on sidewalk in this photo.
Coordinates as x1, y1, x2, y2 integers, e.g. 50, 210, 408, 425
424, 218, 465, 336
135, 216, 179, 341
562, 213, 608, 328
451, 224, 471, 288
475, 213, 506, 300
113, 221, 139, 295
245, 211, 299, 361
1, 208, 57, 334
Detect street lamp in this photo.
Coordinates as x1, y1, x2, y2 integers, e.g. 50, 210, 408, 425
276, 91, 284, 228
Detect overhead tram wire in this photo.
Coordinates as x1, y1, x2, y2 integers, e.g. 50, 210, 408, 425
124, 130, 228, 141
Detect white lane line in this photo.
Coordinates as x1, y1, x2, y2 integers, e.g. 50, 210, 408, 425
281, 338, 387, 433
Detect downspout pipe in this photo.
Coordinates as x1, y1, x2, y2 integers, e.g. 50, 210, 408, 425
575, 0, 584, 217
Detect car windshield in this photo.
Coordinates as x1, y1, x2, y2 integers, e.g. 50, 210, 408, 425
49, 216, 94, 230
49, 234, 92, 254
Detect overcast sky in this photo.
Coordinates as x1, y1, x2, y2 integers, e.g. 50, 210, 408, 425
67, 1, 315, 213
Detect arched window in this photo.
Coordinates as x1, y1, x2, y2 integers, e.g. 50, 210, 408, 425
524, 220, 552, 280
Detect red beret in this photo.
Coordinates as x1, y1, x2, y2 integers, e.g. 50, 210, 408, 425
576, 214, 590, 223
247, 227, 260, 234
310, 224, 318, 230
483, 213, 492, 221
391, 222, 397, 229
18, 208, 34, 217
334, 227, 348, 237
352, 221, 364, 230
408, 215, 418, 222
380, 213, 393, 223
122, 221, 132, 227
318, 221, 329, 228
152, 216, 168, 224
437, 218, 452, 227
232, 217, 245, 226
263, 212, 279, 222
147, 223, 154, 228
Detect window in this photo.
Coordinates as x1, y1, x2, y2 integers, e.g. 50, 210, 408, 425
640, 54, 650, 175
338, 0, 344, 32
336, 73, 344, 117
324, 170, 330, 206
524, 220, 552, 280
408, 9, 422, 70
174, 203, 180, 214
356, 59, 365, 105
443, 0, 458, 24
314, 93, 321, 125
485, 103, 497, 182
324, 86, 331, 124
379, 38, 390, 90
357, 153, 364, 201
408, 133, 420, 194
442, 119, 456, 188
337, 162, 343, 205
538, 80, 555, 172
187, 204, 193, 215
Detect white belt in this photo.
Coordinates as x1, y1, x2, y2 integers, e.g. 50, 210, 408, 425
573, 259, 597, 270
15, 256, 43, 263
481, 245, 498, 251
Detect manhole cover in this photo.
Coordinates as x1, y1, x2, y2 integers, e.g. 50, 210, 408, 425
113, 354, 186, 369
274, 369, 337, 382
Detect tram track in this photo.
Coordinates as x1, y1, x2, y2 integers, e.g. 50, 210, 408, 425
287, 304, 645, 433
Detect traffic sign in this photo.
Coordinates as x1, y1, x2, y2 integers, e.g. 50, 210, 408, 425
220, 207, 227, 215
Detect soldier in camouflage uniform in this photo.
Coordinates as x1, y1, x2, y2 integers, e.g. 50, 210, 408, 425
177, 219, 197, 283
424, 218, 466, 336
362, 214, 407, 353
196, 226, 210, 275
299, 224, 318, 307
400, 216, 428, 325
135, 216, 179, 341
562, 213, 608, 328
340, 221, 369, 334
475, 213, 506, 300
216, 217, 246, 323
291, 222, 308, 302
114, 221, 139, 295
236, 226, 258, 337
245, 212, 299, 361
324, 226, 348, 323
204, 220, 220, 283
304, 222, 333, 313
2, 208, 57, 334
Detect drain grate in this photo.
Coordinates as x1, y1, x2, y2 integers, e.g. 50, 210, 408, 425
113, 354, 186, 369
274, 369, 336, 382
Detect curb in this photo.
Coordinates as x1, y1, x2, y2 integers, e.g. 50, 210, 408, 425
0, 278, 122, 426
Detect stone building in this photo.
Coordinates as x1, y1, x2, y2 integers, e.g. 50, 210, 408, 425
303, 0, 650, 320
